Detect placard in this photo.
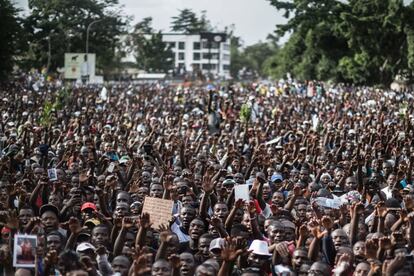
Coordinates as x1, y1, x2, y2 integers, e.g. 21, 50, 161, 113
47, 168, 57, 182
142, 197, 174, 229
235, 184, 250, 201
13, 234, 37, 268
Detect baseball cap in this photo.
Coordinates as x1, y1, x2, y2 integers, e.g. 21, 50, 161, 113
39, 204, 60, 218
81, 202, 97, 212
76, 242, 96, 253
209, 238, 225, 252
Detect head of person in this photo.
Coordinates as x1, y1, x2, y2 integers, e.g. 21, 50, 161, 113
179, 252, 196, 276
213, 202, 229, 222
353, 241, 365, 260
179, 206, 196, 231
189, 218, 206, 241
194, 263, 216, 276
331, 229, 350, 250
150, 183, 164, 198
113, 202, 130, 219
354, 262, 370, 276
46, 231, 64, 253
57, 250, 82, 275
116, 191, 131, 205
271, 191, 285, 207
91, 225, 110, 248
152, 259, 172, 276
308, 261, 331, 276
267, 221, 285, 244
292, 248, 309, 270
112, 255, 131, 276
247, 240, 271, 268
18, 206, 34, 229
40, 205, 60, 233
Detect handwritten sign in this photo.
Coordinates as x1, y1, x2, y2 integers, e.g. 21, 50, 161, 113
142, 197, 174, 229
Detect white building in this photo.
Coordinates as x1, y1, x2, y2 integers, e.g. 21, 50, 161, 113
120, 33, 231, 79
162, 33, 231, 79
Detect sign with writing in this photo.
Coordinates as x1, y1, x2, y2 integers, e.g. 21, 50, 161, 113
142, 197, 174, 229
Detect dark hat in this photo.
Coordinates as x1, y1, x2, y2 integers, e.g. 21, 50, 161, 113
385, 198, 401, 209
39, 204, 60, 218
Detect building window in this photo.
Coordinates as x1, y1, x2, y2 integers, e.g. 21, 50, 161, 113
193, 42, 200, 50
168, 42, 176, 49
178, 42, 185, 50
202, 64, 216, 70
223, 44, 230, 51
193, 53, 200, 60
223, 64, 230, 70
178, 52, 185, 60
201, 40, 209, 49
192, 63, 200, 70
203, 53, 219, 59
211, 42, 219, 49
223, 54, 230, 61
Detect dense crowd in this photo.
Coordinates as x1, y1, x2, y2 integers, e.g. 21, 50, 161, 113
0, 75, 414, 276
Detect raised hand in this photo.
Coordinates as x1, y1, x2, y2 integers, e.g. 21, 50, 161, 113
122, 217, 135, 229
378, 236, 392, 250
209, 216, 223, 227
6, 210, 19, 230
365, 239, 378, 260
168, 254, 180, 269
202, 174, 215, 193
68, 217, 82, 234
321, 216, 333, 231
44, 250, 58, 266
140, 212, 152, 229
234, 198, 244, 209
221, 237, 246, 262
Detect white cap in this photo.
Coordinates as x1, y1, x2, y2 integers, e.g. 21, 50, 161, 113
248, 240, 271, 256
209, 238, 225, 252
76, 242, 96, 253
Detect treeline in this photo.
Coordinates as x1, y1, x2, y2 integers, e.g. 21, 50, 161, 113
260, 0, 414, 86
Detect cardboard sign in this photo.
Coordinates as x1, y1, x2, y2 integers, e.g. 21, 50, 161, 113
13, 234, 37, 268
235, 184, 250, 201
142, 197, 174, 229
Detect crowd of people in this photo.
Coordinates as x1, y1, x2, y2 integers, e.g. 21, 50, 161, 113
0, 76, 414, 276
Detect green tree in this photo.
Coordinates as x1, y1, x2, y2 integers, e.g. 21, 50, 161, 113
229, 35, 247, 79
267, 0, 349, 81
170, 9, 211, 33
337, 0, 408, 86
267, 0, 414, 86
24, 0, 129, 76
132, 18, 174, 73
0, 0, 24, 81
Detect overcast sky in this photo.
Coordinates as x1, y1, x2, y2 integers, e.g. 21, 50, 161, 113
13, 0, 286, 46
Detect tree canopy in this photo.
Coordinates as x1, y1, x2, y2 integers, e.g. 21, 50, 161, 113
266, 0, 414, 86
0, 0, 24, 81
170, 9, 212, 34
131, 17, 174, 73
23, 0, 129, 75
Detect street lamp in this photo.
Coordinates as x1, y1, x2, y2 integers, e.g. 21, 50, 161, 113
46, 30, 55, 73
85, 19, 103, 82
86, 19, 103, 55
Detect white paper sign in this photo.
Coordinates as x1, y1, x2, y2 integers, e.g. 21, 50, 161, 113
235, 184, 250, 201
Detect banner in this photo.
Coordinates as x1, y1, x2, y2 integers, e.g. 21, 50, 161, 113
64, 53, 96, 80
